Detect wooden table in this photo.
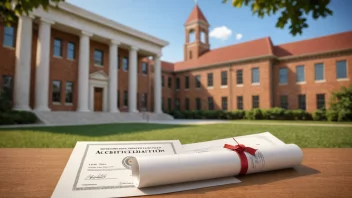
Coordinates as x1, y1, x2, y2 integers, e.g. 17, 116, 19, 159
0, 148, 351, 198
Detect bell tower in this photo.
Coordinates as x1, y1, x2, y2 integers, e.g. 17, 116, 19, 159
184, 3, 210, 61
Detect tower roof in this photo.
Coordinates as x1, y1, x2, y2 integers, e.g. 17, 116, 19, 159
185, 5, 208, 25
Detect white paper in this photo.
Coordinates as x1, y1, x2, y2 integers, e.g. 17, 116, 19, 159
51, 140, 239, 198
131, 134, 303, 188
183, 132, 286, 153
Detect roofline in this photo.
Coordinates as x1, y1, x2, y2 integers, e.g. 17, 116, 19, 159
163, 47, 352, 73
50, 1, 169, 47
277, 47, 352, 62
173, 54, 276, 73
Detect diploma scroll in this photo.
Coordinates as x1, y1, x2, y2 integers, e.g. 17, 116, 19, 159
131, 144, 303, 188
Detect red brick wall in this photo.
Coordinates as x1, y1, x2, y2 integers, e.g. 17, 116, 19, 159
47, 29, 80, 111
273, 55, 352, 112
0, 22, 17, 99
161, 72, 175, 111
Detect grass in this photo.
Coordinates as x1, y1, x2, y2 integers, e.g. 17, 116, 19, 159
230, 120, 352, 125
0, 123, 351, 148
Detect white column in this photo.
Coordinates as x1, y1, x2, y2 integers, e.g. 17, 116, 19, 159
34, 18, 54, 111
154, 54, 163, 114
128, 46, 138, 112
77, 31, 92, 112
13, 15, 34, 111
108, 40, 120, 113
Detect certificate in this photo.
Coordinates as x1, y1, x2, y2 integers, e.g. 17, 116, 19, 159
51, 140, 239, 198
182, 132, 286, 153
131, 132, 302, 188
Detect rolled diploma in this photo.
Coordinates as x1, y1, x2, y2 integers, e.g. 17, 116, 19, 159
131, 144, 303, 188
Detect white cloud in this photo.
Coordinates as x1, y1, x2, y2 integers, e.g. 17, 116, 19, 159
235, 33, 243, 40
209, 26, 232, 41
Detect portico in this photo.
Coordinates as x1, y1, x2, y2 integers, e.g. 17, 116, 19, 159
11, 2, 168, 114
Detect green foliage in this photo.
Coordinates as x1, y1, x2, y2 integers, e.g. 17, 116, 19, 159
326, 110, 338, 122
245, 108, 263, 120
222, 0, 333, 36
262, 107, 286, 120
328, 85, 352, 121
0, 110, 38, 125
0, 0, 64, 26
0, 87, 12, 112
312, 109, 326, 121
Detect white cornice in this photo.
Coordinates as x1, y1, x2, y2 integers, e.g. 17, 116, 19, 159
49, 1, 169, 47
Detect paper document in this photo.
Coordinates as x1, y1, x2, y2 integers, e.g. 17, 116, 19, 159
131, 132, 303, 188
51, 140, 239, 198
183, 132, 286, 153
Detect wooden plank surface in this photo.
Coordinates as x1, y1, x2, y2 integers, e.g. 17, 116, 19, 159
0, 148, 351, 198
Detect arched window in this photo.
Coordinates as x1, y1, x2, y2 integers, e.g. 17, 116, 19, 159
200, 31, 206, 43
189, 29, 195, 43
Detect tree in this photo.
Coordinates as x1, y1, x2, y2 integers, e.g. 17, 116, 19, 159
222, 0, 333, 36
0, 0, 64, 26
328, 84, 352, 121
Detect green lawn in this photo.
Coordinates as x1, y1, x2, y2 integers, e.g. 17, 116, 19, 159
0, 123, 351, 148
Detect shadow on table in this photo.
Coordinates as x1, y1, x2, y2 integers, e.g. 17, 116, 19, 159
159, 164, 320, 196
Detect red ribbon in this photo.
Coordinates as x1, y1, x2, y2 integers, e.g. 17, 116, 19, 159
224, 139, 257, 175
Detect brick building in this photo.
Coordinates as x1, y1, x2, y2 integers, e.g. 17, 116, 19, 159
0, 3, 351, 115
0, 2, 166, 114
160, 5, 352, 113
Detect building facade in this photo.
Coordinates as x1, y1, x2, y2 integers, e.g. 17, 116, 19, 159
160, 5, 352, 113
0, 3, 351, 115
0, 2, 166, 113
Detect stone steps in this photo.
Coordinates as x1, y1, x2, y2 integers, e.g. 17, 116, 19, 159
32, 111, 174, 125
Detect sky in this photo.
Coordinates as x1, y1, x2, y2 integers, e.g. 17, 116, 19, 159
66, 0, 352, 63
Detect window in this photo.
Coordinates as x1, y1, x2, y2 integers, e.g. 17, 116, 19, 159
175, 98, 180, 110
222, 96, 228, 110
67, 42, 75, 60
52, 80, 61, 103
296, 65, 305, 82
162, 76, 164, 87
195, 75, 201, 88
279, 68, 288, 84
141, 93, 147, 108
196, 98, 201, 110
316, 94, 325, 109
53, 39, 62, 57
252, 68, 260, 83
117, 90, 120, 108
185, 98, 190, 110
280, 95, 288, 109
3, 26, 15, 47
208, 97, 214, 110
168, 98, 172, 110
252, 95, 259, 108
336, 60, 347, 79
94, 49, 103, 66
142, 62, 148, 74
189, 50, 192, 59
221, 71, 228, 86
123, 57, 128, 71
207, 73, 213, 87
237, 96, 243, 110
176, 78, 180, 90
298, 94, 306, 110
1, 75, 13, 100
168, 77, 172, 88
185, 76, 189, 89
314, 63, 324, 81
124, 90, 128, 106
236, 70, 243, 85
65, 82, 73, 103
